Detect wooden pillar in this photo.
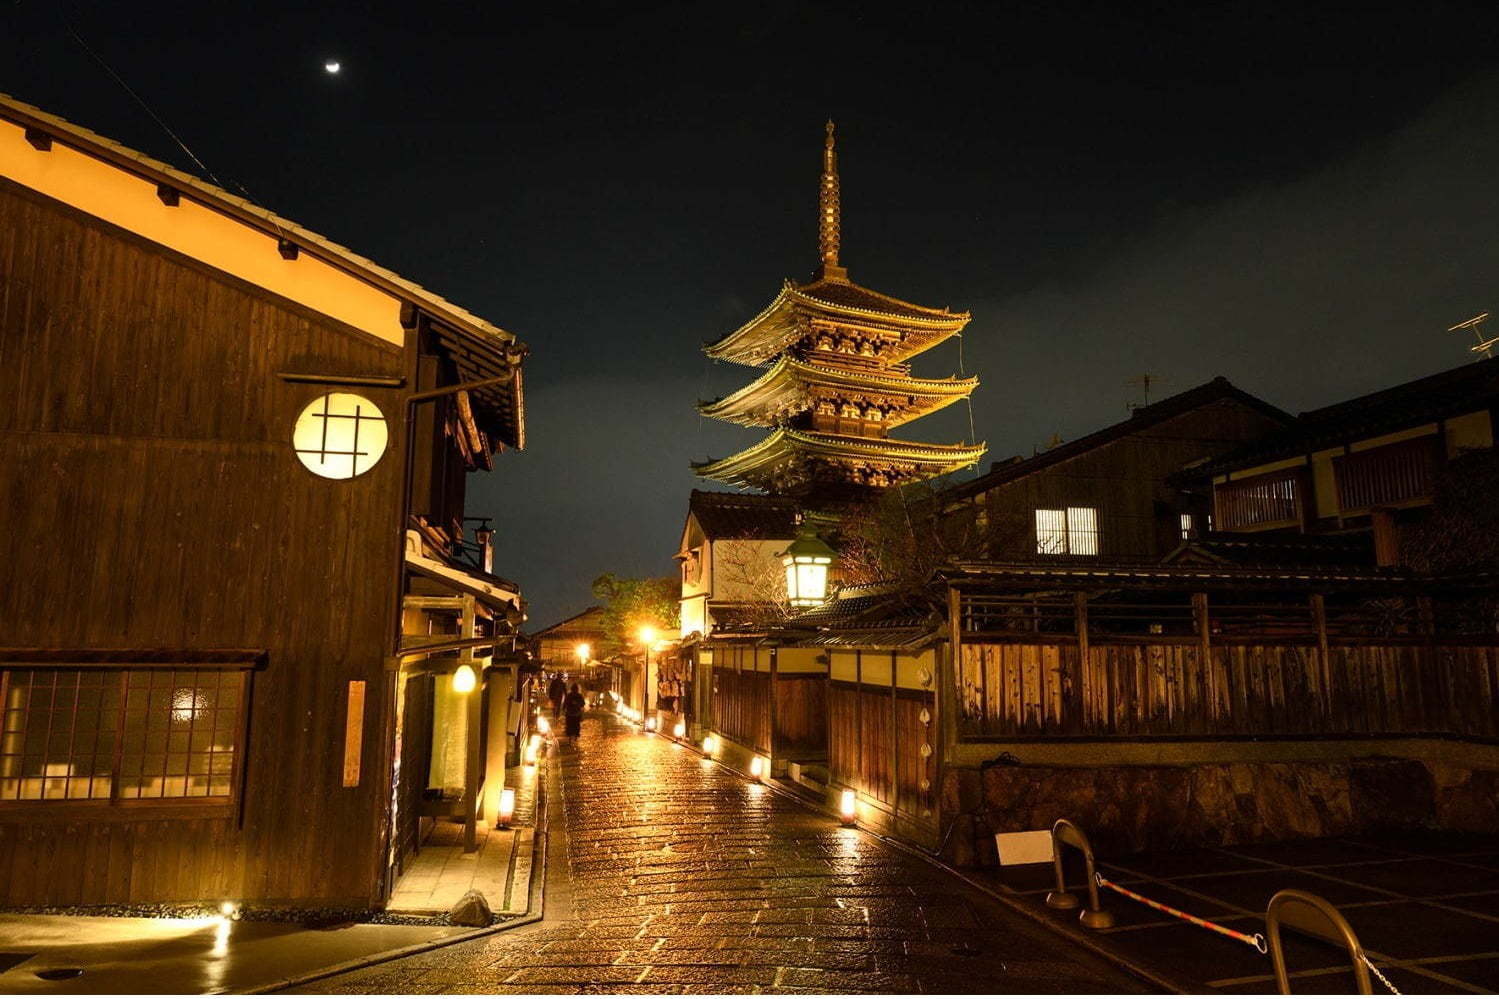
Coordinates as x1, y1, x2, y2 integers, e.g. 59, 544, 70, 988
889, 651, 899, 814
1193, 592, 1213, 725
1071, 592, 1089, 732
1310, 593, 1332, 724
464, 671, 481, 853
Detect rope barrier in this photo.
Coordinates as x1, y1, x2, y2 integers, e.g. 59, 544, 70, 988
1361, 955, 1401, 995
1096, 873, 1268, 954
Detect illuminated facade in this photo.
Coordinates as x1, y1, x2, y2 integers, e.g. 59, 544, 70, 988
694, 123, 986, 502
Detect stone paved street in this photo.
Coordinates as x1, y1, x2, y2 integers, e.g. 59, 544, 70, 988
307, 711, 1141, 994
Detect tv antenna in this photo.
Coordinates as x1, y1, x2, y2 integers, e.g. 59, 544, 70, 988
1448, 312, 1496, 359
1126, 374, 1167, 412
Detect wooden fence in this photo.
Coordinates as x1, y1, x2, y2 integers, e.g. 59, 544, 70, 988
957, 641, 1499, 738
712, 668, 771, 753
956, 591, 1499, 739
828, 681, 933, 817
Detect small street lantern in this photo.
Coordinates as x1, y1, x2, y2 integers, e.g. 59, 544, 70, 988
779, 524, 836, 608
575, 642, 590, 666
452, 664, 477, 694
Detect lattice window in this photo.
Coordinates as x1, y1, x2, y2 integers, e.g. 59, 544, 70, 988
1180, 513, 1196, 540
1333, 436, 1440, 512
1035, 507, 1100, 555
0, 669, 245, 804
1215, 470, 1301, 530
293, 392, 388, 480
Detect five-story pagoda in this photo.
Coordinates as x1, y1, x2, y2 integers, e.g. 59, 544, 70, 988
694, 123, 986, 503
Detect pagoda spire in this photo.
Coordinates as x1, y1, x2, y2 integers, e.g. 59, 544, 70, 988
817, 120, 847, 282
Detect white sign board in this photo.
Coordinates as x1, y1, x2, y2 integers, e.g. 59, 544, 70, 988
995, 829, 1055, 866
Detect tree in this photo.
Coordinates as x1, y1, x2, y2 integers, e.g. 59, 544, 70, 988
835, 477, 1012, 590
589, 573, 680, 656
711, 534, 794, 629
1403, 447, 1499, 575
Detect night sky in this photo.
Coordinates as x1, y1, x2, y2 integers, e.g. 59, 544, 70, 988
8, 1, 1499, 627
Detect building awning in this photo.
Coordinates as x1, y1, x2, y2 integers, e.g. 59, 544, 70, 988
405, 548, 522, 614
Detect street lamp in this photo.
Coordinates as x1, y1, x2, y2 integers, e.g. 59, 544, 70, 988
575, 642, 590, 667
638, 625, 658, 716
779, 524, 836, 608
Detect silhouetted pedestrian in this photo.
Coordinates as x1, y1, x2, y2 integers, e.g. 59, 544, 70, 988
563, 683, 586, 740
548, 673, 567, 720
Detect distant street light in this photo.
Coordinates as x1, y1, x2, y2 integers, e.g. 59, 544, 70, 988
452, 664, 477, 694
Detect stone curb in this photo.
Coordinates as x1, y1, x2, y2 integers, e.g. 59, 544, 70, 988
240, 751, 556, 995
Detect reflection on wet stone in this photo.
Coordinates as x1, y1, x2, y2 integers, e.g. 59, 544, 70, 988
307, 712, 1139, 994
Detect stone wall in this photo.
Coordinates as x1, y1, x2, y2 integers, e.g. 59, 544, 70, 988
940, 755, 1499, 868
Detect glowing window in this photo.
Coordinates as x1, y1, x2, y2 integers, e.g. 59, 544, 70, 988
0, 668, 245, 803
293, 393, 388, 479
1035, 507, 1100, 555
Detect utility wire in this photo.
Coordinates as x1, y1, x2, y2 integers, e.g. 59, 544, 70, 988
56, 4, 225, 188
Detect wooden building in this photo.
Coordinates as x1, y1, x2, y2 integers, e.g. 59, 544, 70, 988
692, 363, 1499, 862
0, 93, 529, 908
940, 377, 1291, 559
532, 606, 607, 671
693, 123, 985, 502
1182, 357, 1499, 567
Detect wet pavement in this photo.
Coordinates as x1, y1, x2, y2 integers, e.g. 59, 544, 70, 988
985, 830, 1499, 993
306, 711, 1142, 994
0, 913, 466, 994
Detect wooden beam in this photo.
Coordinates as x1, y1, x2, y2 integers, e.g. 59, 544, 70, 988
277, 371, 404, 388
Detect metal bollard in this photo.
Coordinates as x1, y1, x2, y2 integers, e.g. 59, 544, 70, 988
1266, 889, 1373, 995
1044, 819, 1115, 929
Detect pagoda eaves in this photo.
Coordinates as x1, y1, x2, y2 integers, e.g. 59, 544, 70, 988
704, 277, 971, 368
692, 427, 988, 493
699, 355, 979, 429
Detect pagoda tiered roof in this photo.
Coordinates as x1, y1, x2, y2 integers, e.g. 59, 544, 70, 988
699, 355, 978, 428
692, 122, 986, 500
704, 277, 971, 367
692, 428, 987, 491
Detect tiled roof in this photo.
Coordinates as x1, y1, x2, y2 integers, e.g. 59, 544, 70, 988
944, 377, 1291, 501
791, 277, 968, 324
1163, 533, 1374, 568
1189, 356, 1499, 478
688, 490, 799, 539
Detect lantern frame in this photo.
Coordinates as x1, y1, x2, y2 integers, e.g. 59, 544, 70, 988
778, 524, 836, 608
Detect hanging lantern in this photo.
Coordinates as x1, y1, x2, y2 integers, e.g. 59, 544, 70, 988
452, 665, 477, 694
778, 524, 836, 608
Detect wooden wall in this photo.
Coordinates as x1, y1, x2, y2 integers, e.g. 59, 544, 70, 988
976, 399, 1286, 558
827, 650, 937, 823
0, 180, 405, 906
713, 667, 771, 753
957, 640, 1499, 739
773, 675, 826, 759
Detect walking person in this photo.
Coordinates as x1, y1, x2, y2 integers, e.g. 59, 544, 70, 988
547, 672, 567, 722
563, 682, 586, 742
